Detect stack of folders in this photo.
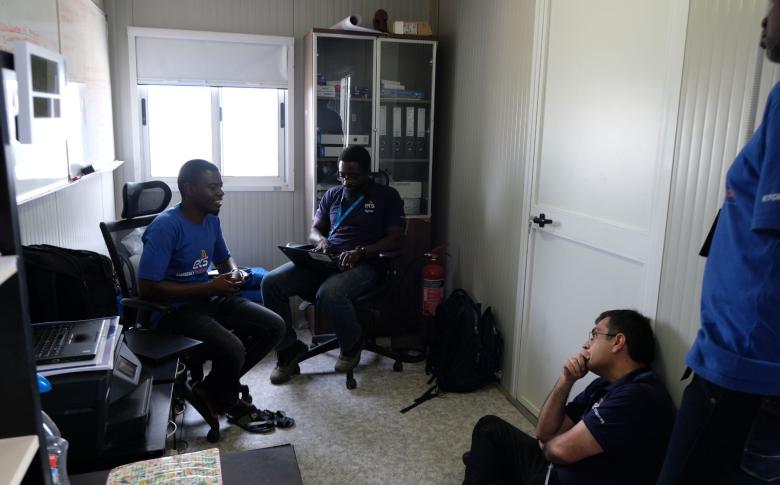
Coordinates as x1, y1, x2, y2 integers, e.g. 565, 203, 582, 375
37, 316, 122, 377
380, 80, 425, 100
317, 84, 337, 98
380, 105, 427, 160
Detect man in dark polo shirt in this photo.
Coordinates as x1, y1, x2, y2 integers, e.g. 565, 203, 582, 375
462, 309, 675, 485
261, 145, 405, 384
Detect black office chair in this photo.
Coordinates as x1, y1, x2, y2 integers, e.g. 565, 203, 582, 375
99, 181, 247, 443
295, 171, 425, 389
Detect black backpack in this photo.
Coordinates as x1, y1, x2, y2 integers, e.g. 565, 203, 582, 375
22, 244, 118, 323
401, 289, 503, 413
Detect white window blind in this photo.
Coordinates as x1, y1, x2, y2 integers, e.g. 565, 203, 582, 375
133, 29, 291, 87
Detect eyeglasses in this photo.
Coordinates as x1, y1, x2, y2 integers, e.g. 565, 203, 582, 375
336, 172, 364, 181
588, 328, 617, 341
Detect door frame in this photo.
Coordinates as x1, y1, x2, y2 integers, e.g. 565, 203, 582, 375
508, 0, 690, 404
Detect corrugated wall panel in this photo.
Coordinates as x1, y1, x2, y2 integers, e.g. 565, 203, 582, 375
655, 0, 775, 403
55, 176, 111, 254
131, 0, 294, 35
18, 193, 61, 245
18, 172, 116, 254
434, 0, 535, 390
217, 191, 297, 268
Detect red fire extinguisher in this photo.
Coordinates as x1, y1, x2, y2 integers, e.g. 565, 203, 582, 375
422, 244, 447, 317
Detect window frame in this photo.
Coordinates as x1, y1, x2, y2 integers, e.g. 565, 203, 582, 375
128, 27, 294, 192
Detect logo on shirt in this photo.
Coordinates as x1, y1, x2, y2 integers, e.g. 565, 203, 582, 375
364, 200, 375, 214
762, 193, 780, 203
192, 249, 209, 270
725, 187, 735, 203
175, 249, 209, 278
592, 399, 606, 424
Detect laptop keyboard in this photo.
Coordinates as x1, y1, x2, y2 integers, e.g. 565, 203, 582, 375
35, 324, 73, 359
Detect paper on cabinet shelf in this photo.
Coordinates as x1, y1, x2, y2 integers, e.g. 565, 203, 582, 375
330, 15, 382, 33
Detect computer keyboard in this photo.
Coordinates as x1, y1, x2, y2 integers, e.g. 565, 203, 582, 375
34, 324, 73, 359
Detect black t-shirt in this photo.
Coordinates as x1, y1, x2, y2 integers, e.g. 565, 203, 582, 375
315, 182, 404, 251
553, 368, 675, 485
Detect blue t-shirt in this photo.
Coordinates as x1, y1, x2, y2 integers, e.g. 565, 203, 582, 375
315, 182, 405, 251
138, 204, 230, 292
553, 369, 675, 485
686, 82, 780, 395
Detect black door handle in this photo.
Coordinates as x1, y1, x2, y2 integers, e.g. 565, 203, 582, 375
532, 213, 553, 228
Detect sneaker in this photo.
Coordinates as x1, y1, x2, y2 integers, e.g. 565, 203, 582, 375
270, 340, 307, 385
334, 338, 363, 373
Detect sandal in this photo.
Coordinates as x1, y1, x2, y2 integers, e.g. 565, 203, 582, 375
245, 408, 295, 429
272, 410, 295, 429
226, 403, 275, 434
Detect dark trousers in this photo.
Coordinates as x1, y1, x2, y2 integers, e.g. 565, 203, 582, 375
159, 295, 284, 410
657, 374, 780, 485
464, 415, 552, 485
261, 261, 379, 352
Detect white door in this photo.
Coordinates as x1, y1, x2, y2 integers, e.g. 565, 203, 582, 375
513, 0, 689, 414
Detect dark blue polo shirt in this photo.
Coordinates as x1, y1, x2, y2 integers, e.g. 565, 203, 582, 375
315, 182, 404, 251
552, 369, 675, 485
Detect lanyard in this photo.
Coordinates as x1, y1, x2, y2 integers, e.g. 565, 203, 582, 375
328, 191, 364, 239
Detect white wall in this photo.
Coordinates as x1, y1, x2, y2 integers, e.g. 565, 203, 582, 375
434, 0, 778, 406
434, 0, 536, 391
105, 0, 436, 269
655, 0, 780, 403
2, 0, 117, 252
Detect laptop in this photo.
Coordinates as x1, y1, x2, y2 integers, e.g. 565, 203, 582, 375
278, 245, 341, 272
32, 318, 109, 365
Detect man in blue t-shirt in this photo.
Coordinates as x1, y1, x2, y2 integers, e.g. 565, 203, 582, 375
261, 145, 405, 384
138, 159, 285, 430
463, 310, 675, 485
656, 5, 780, 484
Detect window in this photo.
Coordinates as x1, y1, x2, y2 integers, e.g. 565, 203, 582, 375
140, 85, 287, 183
130, 28, 294, 190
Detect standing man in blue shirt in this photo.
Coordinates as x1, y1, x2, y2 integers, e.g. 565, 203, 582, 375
463, 310, 675, 485
656, 4, 780, 484
262, 145, 405, 384
138, 159, 285, 429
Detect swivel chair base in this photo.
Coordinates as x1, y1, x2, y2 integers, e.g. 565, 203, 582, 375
299, 336, 406, 389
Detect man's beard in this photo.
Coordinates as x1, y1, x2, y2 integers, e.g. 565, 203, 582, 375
768, 43, 780, 63
763, 34, 780, 63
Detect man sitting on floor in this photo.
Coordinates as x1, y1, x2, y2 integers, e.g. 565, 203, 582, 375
261, 145, 405, 384
138, 159, 286, 432
462, 309, 675, 485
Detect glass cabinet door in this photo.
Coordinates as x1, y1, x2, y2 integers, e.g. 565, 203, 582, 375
377, 40, 435, 217
314, 36, 375, 203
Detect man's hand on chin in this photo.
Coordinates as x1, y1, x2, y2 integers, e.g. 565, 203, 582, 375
562, 350, 590, 383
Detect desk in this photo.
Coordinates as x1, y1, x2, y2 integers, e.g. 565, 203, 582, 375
70, 444, 303, 485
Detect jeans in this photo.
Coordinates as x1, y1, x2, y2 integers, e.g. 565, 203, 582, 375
261, 261, 379, 352
656, 374, 780, 485
159, 295, 284, 410
464, 415, 552, 485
